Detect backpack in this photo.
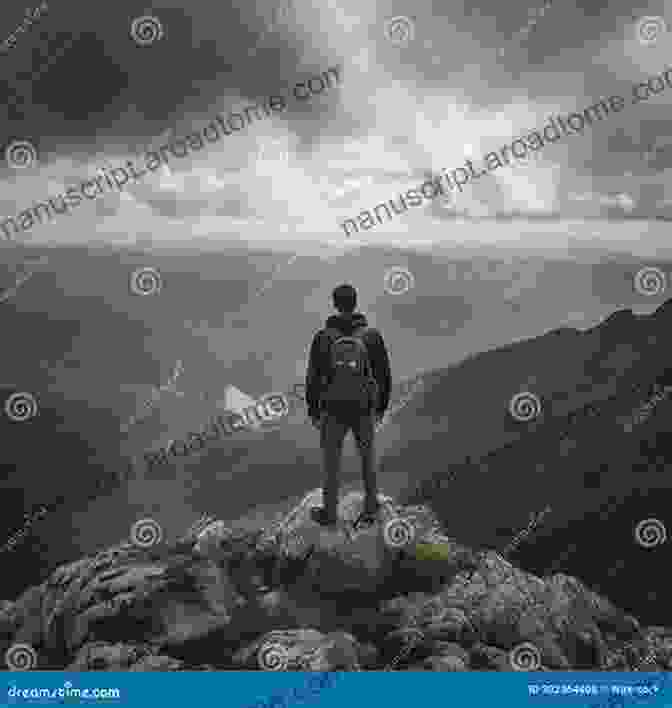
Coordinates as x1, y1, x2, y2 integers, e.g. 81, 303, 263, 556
320, 326, 379, 414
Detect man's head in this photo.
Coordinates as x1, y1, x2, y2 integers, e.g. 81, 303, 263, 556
332, 284, 357, 314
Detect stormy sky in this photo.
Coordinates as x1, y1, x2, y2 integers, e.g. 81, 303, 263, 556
1, 0, 672, 252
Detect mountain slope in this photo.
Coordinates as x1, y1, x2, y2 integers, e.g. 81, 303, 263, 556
385, 300, 672, 625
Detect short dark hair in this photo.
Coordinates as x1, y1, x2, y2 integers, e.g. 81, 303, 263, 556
332, 283, 357, 313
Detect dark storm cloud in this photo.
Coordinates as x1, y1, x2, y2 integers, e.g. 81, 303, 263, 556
0, 0, 644, 160
1, 0, 671, 250
0, 0, 326, 159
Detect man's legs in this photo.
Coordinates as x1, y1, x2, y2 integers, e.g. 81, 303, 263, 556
352, 410, 379, 514
319, 413, 350, 522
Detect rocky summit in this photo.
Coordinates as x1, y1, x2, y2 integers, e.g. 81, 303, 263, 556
1, 489, 670, 672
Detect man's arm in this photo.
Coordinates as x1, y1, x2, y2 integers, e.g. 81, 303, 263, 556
305, 331, 325, 421
368, 330, 391, 416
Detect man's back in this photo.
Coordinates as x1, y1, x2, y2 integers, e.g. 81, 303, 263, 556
305, 284, 392, 528
305, 311, 391, 424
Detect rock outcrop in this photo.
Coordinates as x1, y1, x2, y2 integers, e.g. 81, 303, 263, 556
1, 489, 670, 672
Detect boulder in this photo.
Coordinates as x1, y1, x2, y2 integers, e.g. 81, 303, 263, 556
1, 490, 668, 673
233, 629, 360, 671
422, 655, 469, 671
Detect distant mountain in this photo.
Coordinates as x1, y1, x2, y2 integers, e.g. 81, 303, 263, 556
0, 242, 669, 617
385, 299, 672, 625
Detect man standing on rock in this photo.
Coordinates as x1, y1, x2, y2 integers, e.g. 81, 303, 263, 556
305, 284, 391, 528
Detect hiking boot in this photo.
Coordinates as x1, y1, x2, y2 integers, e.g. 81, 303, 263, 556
310, 507, 338, 527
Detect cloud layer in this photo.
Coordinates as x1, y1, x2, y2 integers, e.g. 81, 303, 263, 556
1, 0, 671, 253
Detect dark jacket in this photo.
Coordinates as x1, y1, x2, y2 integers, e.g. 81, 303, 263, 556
305, 312, 391, 420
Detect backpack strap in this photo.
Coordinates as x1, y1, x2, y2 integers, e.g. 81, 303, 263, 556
354, 326, 374, 378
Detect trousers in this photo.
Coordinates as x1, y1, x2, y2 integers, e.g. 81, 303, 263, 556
318, 409, 379, 520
